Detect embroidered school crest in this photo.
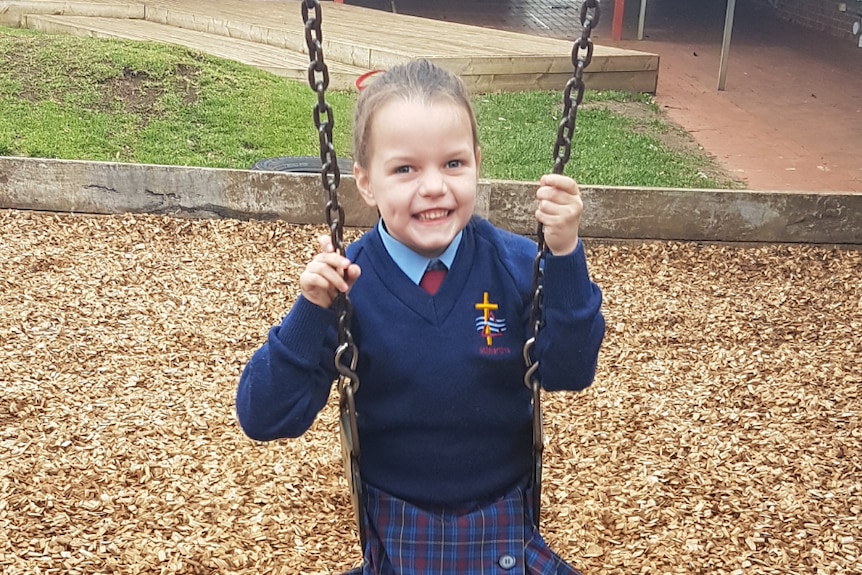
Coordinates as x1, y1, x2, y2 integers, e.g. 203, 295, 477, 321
474, 292, 507, 349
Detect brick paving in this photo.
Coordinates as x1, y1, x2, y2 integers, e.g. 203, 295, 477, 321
347, 0, 862, 192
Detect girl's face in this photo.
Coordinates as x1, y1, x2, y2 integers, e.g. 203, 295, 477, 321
354, 98, 480, 259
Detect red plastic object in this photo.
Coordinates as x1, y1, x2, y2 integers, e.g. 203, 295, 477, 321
356, 70, 383, 91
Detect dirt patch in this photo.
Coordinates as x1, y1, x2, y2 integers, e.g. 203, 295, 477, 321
0, 35, 199, 117
0, 41, 40, 104
101, 69, 163, 114
100, 64, 199, 118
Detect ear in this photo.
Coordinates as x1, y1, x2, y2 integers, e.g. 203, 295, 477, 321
354, 162, 377, 208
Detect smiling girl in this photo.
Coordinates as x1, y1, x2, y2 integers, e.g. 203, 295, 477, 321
236, 59, 605, 575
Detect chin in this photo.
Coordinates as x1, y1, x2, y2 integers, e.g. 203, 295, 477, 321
412, 243, 448, 258
417, 247, 447, 258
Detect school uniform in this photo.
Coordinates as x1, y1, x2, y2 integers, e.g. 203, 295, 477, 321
237, 216, 605, 574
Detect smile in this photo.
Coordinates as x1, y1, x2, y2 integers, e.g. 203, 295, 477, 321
416, 210, 451, 222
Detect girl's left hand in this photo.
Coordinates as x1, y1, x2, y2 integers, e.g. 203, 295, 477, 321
535, 173, 582, 256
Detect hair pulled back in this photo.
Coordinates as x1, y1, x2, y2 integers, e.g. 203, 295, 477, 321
353, 59, 479, 169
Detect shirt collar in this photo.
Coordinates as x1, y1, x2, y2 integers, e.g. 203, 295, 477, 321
377, 220, 461, 285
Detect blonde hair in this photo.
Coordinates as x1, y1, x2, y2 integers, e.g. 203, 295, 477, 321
352, 59, 479, 168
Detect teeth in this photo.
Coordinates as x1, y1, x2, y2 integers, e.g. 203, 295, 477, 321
418, 210, 448, 222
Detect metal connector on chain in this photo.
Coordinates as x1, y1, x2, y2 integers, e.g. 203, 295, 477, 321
524, 0, 600, 528
301, 0, 365, 553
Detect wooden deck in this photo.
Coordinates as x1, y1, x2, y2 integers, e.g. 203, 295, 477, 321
1, 0, 659, 93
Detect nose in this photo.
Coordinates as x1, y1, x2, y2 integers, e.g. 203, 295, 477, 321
419, 169, 446, 196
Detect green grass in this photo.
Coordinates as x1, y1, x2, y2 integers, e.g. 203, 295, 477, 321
0, 28, 353, 168
0, 27, 736, 188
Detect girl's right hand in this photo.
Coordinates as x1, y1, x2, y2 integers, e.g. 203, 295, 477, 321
299, 235, 362, 309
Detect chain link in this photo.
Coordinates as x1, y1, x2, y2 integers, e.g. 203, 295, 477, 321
301, 0, 365, 553
524, 0, 600, 528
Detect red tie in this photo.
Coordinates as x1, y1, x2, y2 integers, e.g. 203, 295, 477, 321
420, 260, 447, 295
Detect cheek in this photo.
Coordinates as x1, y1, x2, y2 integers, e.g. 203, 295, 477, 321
456, 183, 478, 208
384, 186, 414, 208
376, 195, 410, 221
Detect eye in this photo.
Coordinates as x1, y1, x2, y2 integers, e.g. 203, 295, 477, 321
445, 159, 463, 169
394, 165, 412, 174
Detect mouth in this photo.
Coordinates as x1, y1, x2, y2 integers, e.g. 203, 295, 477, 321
415, 209, 451, 222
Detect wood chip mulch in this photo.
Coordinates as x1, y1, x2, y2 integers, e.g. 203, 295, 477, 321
1, 209, 859, 575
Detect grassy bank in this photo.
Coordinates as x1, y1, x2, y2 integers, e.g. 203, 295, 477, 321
0, 27, 738, 188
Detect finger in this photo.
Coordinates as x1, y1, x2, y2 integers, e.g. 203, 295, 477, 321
318, 234, 335, 253
313, 251, 353, 272
340, 263, 362, 293
300, 268, 337, 294
535, 206, 569, 227
540, 173, 579, 195
346, 263, 362, 284
299, 270, 337, 307
308, 258, 353, 293
537, 184, 582, 206
537, 196, 583, 220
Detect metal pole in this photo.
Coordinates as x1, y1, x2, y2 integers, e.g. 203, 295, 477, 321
717, 0, 737, 90
637, 0, 647, 40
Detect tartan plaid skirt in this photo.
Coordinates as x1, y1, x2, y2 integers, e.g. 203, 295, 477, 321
342, 482, 584, 575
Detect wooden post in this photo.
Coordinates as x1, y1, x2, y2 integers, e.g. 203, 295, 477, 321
612, 0, 625, 41
637, 0, 648, 40
717, 0, 737, 90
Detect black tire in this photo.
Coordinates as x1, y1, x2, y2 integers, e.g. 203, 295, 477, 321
250, 156, 354, 174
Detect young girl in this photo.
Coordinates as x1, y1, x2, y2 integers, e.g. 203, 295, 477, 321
236, 59, 605, 574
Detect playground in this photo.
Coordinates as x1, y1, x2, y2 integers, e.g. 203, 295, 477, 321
1, 1, 861, 574
1, 210, 859, 574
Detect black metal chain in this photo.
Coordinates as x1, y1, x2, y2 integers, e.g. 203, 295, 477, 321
523, 0, 600, 528
301, 0, 366, 554
302, 0, 598, 548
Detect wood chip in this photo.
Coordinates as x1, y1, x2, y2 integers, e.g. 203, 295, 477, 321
1, 210, 860, 574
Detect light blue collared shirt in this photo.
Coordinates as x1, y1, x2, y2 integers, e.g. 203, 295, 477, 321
377, 220, 461, 285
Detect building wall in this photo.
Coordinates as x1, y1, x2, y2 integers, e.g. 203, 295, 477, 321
752, 0, 862, 41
